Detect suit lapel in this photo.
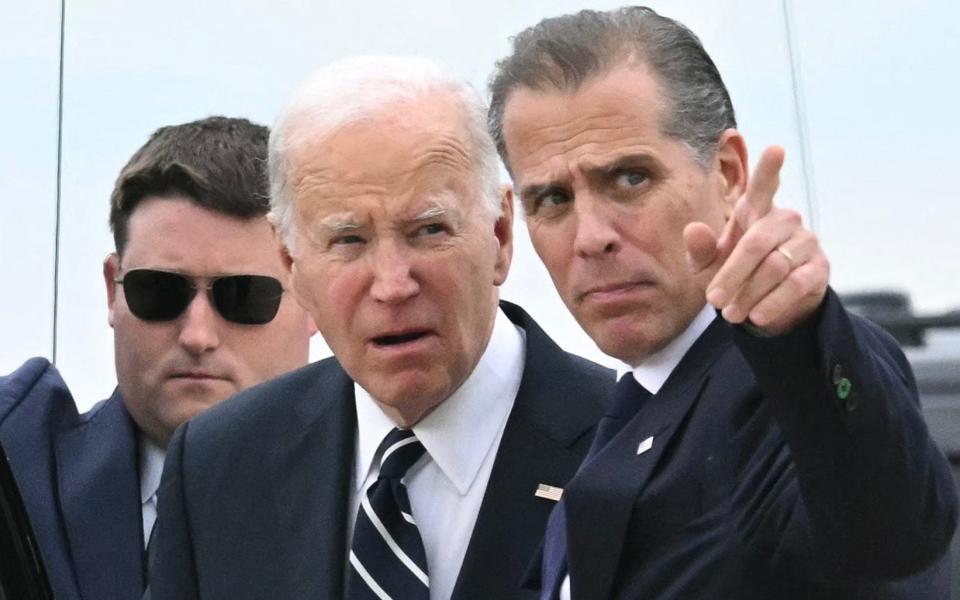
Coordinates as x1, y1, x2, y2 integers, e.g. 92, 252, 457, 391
54, 393, 144, 599
452, 302, 611, 600
566, 318, 732, 599
283, 361, 356, 598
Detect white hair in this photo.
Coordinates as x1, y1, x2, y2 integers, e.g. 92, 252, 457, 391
268, 56, 502, 248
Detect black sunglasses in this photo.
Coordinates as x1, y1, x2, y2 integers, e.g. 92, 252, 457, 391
114, 269, 284, 325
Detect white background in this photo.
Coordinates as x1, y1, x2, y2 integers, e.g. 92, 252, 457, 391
1, 0, 958, 410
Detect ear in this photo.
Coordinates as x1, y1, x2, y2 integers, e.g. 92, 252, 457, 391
269, 214, 294, 272
492, 184, 515, 287
305, 314, 319, 337
279, 241, 295, 275
713, 129, 749, 219
103, 253, 120, 328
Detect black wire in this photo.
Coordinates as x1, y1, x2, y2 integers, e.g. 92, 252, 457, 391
52, 0, 65, 364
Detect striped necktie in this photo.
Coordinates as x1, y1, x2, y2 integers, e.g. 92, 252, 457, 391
348, 428, 430, 600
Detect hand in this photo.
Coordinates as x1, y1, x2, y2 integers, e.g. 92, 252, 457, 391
684, 146, 829, 335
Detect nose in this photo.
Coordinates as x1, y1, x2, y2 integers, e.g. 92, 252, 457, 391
177, 291, 221, 355
573, 194, 620, 258
369, 243, 420, 304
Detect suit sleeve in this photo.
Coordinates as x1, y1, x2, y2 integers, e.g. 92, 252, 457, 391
733, 288, 958, 581
150, 422, 200, 600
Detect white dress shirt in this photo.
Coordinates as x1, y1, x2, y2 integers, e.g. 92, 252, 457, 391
560, 304, 715, 600
138, 434, 166, 548
350, 307, 526, 600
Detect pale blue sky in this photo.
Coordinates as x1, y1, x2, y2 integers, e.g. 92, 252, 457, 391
1, 0, 957, 407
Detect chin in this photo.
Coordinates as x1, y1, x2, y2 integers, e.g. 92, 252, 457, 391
373, 378, 451, 419
594, 324, 664, 365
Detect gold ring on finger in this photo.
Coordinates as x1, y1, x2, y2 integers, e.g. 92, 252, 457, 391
776, 246, 795, 267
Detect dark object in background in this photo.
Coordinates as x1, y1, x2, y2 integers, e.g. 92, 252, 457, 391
842, 290, 960, 599
0, 440, 53, 600
842, 290, 960, 347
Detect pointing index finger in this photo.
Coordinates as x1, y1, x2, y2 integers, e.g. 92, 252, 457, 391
743, 145, 785, 225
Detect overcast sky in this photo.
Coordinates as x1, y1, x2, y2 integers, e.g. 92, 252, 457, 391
1, 0, 957, 408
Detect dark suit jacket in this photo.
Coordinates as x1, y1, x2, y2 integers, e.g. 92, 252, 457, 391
0, 358, 146, 600
549, 290, 957, 599
151, 301, 613, 600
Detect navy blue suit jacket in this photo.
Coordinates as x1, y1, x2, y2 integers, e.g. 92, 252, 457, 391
151, 302, 613, 600
542, 291, 957, 599
0, 358, 146, 600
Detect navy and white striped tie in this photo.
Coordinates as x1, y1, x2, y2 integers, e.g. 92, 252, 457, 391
348, 428, 430, 600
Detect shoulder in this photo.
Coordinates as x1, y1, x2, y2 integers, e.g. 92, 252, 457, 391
0, 357, 81, 432
502, 301, 615, 439
179, 357, 352, 451
503, 300, 614, 389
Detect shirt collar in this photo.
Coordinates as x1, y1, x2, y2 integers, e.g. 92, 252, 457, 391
138, 433, 166, 504
355, 307, 526, 495
616, 304, 716, 393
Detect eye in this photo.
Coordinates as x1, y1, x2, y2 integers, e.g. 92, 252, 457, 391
331, 233, 365, 246
525, 188, 572, 217
615, 170, 648, 188
417, 223, 447, 236
542, 190, 571, 207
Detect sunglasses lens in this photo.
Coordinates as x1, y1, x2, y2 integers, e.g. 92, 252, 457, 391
212, 275, 283, 325
121, 270, 194, 321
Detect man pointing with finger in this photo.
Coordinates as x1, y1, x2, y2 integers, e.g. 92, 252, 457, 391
490, 7, 957, 599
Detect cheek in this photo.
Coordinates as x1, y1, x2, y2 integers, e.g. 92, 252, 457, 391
296, 265, 366, 347
638, 198, 694, 266
528, 224, 573, 280
114, 321, 168, 388
245, 309, 310, 372
294, 262, 338, 313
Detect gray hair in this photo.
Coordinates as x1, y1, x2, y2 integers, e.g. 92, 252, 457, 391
269, 56, 502, 248
488, 6, 737, 172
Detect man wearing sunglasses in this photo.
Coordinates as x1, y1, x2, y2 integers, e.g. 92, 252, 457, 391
150, 58, 613, 600
0, 116, 315, 600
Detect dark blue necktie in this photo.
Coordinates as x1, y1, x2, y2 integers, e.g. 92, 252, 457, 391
541, 373, 652, 600
347, 428, 430, 600
588, 372, 653, 455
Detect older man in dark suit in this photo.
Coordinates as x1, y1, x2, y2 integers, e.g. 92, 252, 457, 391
489, 7, 957, 599
150, 57, 612, 600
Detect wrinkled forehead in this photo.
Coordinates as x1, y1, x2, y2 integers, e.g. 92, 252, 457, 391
290, 90, 476, 169
287, 98, 481, 212
502, 64, 667, 173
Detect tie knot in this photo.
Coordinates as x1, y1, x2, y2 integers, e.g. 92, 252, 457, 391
609, 372, 652, 419
377, 428, 426, 479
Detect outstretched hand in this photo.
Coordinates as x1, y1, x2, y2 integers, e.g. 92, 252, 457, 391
684, 146, 829, 335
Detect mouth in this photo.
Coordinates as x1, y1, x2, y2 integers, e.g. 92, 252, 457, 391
371, 330, 433, 347
579, 280, 656, 302
169, 371, 229, 381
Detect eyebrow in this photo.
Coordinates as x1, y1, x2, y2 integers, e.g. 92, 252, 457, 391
591, 153, 656, 176
317, 215, 361, 233
519, 181, 553, 203
412, 205, 448, 221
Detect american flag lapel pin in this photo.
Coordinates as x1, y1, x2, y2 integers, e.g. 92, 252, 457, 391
535, 483, 563, 502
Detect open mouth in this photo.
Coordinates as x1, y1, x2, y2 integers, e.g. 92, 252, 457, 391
372, 331, 430, 346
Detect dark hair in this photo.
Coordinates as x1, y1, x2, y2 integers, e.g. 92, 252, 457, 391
488, 6, 737, 171
109, 116, 270, 254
